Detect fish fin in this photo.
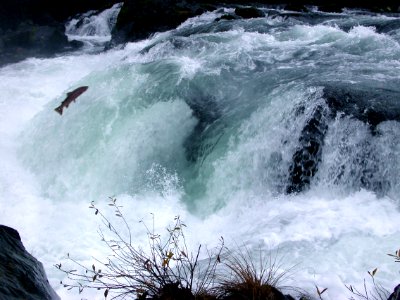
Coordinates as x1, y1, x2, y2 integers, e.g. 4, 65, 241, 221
55, 106, 63, 115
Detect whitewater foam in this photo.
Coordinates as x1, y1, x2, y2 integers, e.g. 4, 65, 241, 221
0, 7, 399, 300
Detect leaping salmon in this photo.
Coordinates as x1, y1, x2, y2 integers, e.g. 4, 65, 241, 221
54, 86, 88, 115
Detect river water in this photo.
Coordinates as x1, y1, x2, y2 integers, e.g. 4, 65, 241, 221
0, 5, 399, 299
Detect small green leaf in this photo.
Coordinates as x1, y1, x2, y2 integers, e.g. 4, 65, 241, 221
104, 289, 109, 298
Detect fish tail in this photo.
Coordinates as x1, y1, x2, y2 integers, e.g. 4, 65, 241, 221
55, 106, 63, 115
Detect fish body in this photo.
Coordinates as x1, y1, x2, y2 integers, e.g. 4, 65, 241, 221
55, 86, 88, 115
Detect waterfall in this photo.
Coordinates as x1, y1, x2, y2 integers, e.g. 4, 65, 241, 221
1, 6, 400, 300
65, 2, 123, 47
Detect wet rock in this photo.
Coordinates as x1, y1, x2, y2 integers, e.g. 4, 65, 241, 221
0, 0, 120, 30
323, 83, 400, 127
0, 0, 120, 66
286, 104, 331, 194
182, 85, 222, 163
317, 4, 344, 13
305, 0, 399, 13
0, 23, 72, 66
0, 225, 60, 300
234, 7, 265, 19
286, 83, 400, 194
112, 0, 210, 44
284, 3, 310, 12
1, 0, 398, 65
215, 14, 238, 22
389, 284, 400, 300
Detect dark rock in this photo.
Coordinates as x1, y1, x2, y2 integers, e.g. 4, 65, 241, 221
0, 0, 121, 30
1, 0, 398, 66
284, 3, 310, 12
286, 104, 332, 194
388, 284, 400, 300
303, 0, 399, 13
110, 0, 400, 46
221, 283, 290, 300
234, 7, 265, 19
182, 85, 221, 162
317, 4, 343, 13
323, 83, 400, 127
155, 282, 195, 300
0, 225, 60, 300
112, 0, 205, 44
0, 23, 75, 66
286, 83, 400, 194
69, 39, 85, 49
0, 0, 120, 66
373, 19, 400, 35
215, 14, 238, 22
5, 24, 68, 50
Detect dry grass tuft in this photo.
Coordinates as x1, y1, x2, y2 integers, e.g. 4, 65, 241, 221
217, 247, 295, 300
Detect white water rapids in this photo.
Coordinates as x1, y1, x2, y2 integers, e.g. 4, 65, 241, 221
0, 5, 400, 299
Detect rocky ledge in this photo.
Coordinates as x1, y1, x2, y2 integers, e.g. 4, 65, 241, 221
0, 0, 120, 66
0, 225, 60, 300
1, 0, 399, 66
111, 0, 400, 45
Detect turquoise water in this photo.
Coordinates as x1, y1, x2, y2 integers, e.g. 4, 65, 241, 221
1, 7, 400, 299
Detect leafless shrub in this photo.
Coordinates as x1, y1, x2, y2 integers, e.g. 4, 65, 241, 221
55, 197, 223, 299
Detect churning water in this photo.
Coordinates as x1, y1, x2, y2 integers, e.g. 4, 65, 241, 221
65, 2, 123, 48
1, 5, 400, 299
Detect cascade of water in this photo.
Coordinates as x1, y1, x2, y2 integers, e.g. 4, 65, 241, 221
65, 2, 123, 46
0, 7, 400, 300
